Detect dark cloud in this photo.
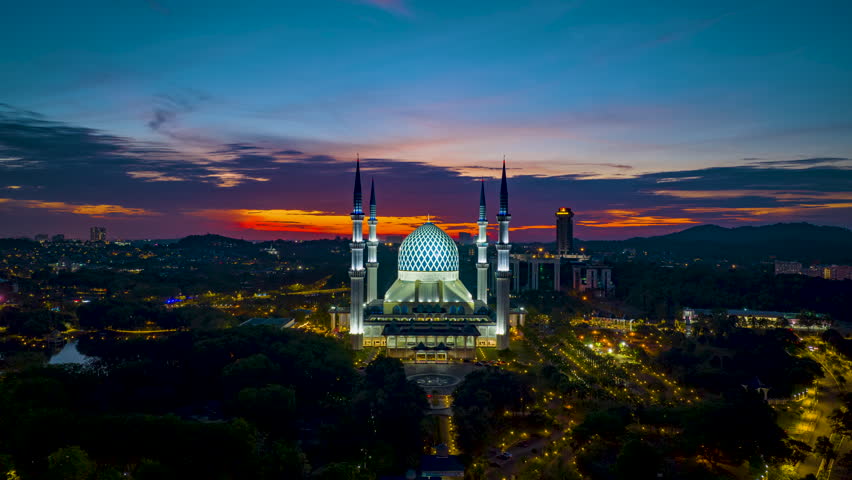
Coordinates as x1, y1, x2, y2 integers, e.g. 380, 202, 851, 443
2, 107, 851, 240
456, 165, 523, 171
210, 143, 262, 154
0, 104, 133, 169
750, 157, 851, 167
147, 91, 211, 138
569, 163, 633, 170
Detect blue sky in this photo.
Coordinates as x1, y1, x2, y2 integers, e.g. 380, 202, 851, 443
1, 0, 851, 240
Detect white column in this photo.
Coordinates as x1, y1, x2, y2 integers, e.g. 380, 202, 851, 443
553, 260, 561, 291
476, 219, 489, 302
531, 260, 538, 290
366, 217, 378, 303
512, 260, 520, 291
350, 213, 365, 350
495, 214, 511, 350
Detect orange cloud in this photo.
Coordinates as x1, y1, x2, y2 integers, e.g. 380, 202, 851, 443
0, 198, 158, 218
203, 168, 270, 188
578, 209, 699, 228
188, 208, 483, 236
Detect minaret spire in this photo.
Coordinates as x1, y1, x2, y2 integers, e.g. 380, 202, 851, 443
365, 176, 379, 305
478, 178, 487, 222
369, 178, 376, 220
499, 156, 509, 216
349, 155, 366, 349
495, 157, 512, 350
353, 154, 363, 215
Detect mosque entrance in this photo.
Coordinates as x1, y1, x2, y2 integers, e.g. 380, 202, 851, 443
412, 343, 450, 363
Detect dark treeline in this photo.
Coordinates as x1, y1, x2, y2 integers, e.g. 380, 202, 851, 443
658, 326, 822, 398
452, 368, 543, 457
0, 328, 427, 479
568, 324, 820, 479
0, 302, 236, 335
571, 390, 810, 480
583, 223, 852, 265
75, 301, 236, 330
613, 263, 852, 321
823, 329, 852, 362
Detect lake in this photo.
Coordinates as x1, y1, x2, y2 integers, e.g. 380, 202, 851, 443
49, 340, 92, 365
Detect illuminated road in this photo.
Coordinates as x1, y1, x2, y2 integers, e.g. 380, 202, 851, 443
797, 349, 850, 478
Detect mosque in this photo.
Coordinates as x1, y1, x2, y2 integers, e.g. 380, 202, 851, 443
333, 158, 524, 362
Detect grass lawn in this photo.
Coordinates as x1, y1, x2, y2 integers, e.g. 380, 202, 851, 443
353, 346, 380, 366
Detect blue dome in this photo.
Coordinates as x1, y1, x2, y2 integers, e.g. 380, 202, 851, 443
398, 223, 459, 272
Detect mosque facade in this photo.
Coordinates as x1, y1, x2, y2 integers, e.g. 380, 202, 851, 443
337, 158, 522, 362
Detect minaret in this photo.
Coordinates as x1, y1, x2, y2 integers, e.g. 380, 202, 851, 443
495, 159, 512, 350
349, 156, 365, 349
366, 179, 379, 304
476, 180, 489, 303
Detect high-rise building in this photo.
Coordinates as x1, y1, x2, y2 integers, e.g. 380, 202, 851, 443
51, 234, 65, 242
828, 265, 852, 281
34, 234, 48, 242
556, 207, 574, 256
90, 226, 106, 242
774, 260, 802, 275
457, 232, 473, 245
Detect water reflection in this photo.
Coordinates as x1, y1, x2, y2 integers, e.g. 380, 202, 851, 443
49, 341, 92, 365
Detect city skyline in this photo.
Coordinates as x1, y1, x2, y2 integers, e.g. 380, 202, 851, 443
2, 0, 851, 240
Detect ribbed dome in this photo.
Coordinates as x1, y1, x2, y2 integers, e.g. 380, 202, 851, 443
398, 223, 459, 272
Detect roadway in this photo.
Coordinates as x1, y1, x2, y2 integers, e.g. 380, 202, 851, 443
796, 348, 851, 478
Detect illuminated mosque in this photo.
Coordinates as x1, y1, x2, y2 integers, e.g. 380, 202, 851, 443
334, 158, 524, 362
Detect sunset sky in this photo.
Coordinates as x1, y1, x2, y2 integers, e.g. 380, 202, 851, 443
1, 0, 851, 241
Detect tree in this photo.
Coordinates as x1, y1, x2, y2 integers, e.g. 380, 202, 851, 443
235, 384, 296, 438
678, 392, 792, 466
353, 356, 427, 473
829, 396, 852, 436
453, 368, 534, 455
814, 436, 836, 461
314, 462, 375, 480
615, 439, 661, 480
838, 451, 852, 469
1, 352, 46, 371
134, 459, 177, 480
47, 446, 96, 480
799, 311, 819, 330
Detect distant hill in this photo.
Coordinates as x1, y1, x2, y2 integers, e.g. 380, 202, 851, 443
580, 223, 852, 264
174, 234, 255, 250
0, 238, 38, 250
